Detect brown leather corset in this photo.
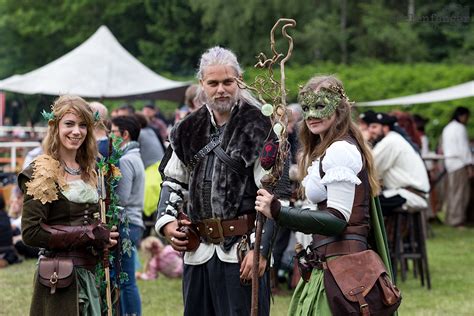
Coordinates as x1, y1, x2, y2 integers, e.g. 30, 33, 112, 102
312, 136, 371, 258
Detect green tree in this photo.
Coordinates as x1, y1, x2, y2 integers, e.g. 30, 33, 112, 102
351, 0, 428, 63
138, 0, 209, 76
0, 0, 149, 78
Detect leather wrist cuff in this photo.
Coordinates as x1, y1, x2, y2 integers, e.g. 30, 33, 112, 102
277, 206, 347, 235
270, 198, 281, 220
41, 223, 109, 250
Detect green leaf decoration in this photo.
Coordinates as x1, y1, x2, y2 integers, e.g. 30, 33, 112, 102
41, 110, 55, 121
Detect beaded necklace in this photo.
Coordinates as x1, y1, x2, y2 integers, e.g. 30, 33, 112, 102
62, 161, 82, 175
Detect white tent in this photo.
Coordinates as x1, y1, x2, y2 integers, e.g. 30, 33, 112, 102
0, 26, 189, 101
357, 80, 474, 106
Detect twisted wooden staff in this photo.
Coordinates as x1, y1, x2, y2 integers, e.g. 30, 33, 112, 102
237, 17, 296, 316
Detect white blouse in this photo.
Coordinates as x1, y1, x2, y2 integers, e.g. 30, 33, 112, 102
302, 141, 363, 221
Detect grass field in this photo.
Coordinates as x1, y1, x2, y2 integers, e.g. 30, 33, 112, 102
1, 224, 473, 316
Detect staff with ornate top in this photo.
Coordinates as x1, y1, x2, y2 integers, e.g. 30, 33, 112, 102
235, 18, 296, 316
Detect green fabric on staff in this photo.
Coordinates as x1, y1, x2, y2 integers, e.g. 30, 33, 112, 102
77, 268, 101, 316
287, 269, 332, 316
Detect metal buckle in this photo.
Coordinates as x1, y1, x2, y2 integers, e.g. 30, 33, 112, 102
203, 218, 225, 244
50, 272, 58, 285
359, 303, 369, 312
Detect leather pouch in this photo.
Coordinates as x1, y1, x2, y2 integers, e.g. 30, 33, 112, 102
324, 250, 401, 316
38, 257, 74, 294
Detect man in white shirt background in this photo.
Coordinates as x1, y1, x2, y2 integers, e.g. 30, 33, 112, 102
441, 107, 473, 228
367, 113, 431, 215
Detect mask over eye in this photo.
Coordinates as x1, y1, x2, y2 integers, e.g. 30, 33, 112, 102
298, 89, 341, 120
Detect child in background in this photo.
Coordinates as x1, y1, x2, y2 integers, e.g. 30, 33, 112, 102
136, 236, 183, 280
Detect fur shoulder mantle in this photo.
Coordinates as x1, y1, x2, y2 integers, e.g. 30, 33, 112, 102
22, 154, 67, 204
170, 103, 271, 167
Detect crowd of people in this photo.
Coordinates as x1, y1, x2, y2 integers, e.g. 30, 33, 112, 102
0, 45, 472, 316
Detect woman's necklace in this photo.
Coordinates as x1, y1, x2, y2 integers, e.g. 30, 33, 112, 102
62, 161, 82, 176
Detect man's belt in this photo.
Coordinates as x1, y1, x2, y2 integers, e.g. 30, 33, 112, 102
195, 214, 256, 244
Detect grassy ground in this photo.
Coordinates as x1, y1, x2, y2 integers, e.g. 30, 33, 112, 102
1, 224, 473, 316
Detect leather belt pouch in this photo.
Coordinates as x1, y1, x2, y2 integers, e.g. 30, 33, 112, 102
38, 256, 74, 294
323, 250, 401, 316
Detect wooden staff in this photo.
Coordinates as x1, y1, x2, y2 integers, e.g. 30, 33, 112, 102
250, 18, 296, 316
98, 167, 112, 316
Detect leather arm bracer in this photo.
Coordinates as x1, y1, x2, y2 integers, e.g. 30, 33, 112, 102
271, 199, 347, 236
40, 223, 110, 250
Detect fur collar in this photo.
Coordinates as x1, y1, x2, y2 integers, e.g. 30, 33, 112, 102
169, 102, 272, 220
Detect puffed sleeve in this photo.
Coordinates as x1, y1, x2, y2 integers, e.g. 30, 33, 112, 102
320, 141, 363, 222
321, 141, 362, 185
302, 159, 327, 204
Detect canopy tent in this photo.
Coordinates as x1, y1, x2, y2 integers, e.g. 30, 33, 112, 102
0, 26, 189, 101
357, 81, 474, 106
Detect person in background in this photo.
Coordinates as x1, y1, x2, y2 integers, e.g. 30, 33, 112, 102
413, 114, 430, 157
114, 103, 135, 117
134, 112, 164, 237
175, 84, 204, 122
390, 110, 422, 151
136, 236, 183, 280
0, 195, 20, 268
110, 115, 145, 316
367, 113, 430, 215
357, 110, 376, 142
142, 103, 169, 142
19, 95, 118, 315
89, 101, 110, 159
441, 106, 473, 228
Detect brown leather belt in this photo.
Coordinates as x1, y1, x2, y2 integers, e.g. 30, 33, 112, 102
195, 214, 256, 244
53, 250, 98, 272
312, 234, 368, 258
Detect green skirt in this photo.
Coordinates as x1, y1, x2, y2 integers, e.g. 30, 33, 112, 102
287, 268, 332, 316
76, 268, 101, 316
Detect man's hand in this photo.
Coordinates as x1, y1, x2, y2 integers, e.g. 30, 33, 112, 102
239, 250, 267, 280
163, 220, 191, 252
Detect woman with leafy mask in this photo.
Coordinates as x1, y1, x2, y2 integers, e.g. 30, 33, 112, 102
19, 95, 118, 316
255, 75, 382, 315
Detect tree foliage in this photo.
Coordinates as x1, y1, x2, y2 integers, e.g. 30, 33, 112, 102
0, 0, 472, 140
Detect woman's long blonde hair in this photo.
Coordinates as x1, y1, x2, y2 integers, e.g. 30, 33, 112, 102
297, 75, 380, 196
43, 95, 98, 186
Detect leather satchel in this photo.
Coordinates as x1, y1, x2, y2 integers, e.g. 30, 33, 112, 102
38, 257, 74, 294
323, 250, 401, 316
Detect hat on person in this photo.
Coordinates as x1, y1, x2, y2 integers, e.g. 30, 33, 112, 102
359, 110, 376, 124
371, 112, 397, 127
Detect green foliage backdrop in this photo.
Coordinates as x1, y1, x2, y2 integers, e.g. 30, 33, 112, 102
0, 0, 472, 144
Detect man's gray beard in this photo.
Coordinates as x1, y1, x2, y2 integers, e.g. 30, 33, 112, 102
208, 96, 236, 114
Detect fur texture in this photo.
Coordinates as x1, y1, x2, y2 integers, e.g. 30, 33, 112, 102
170, 103, 271, 220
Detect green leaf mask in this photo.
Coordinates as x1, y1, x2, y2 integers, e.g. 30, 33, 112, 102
299, 89, 341, 119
